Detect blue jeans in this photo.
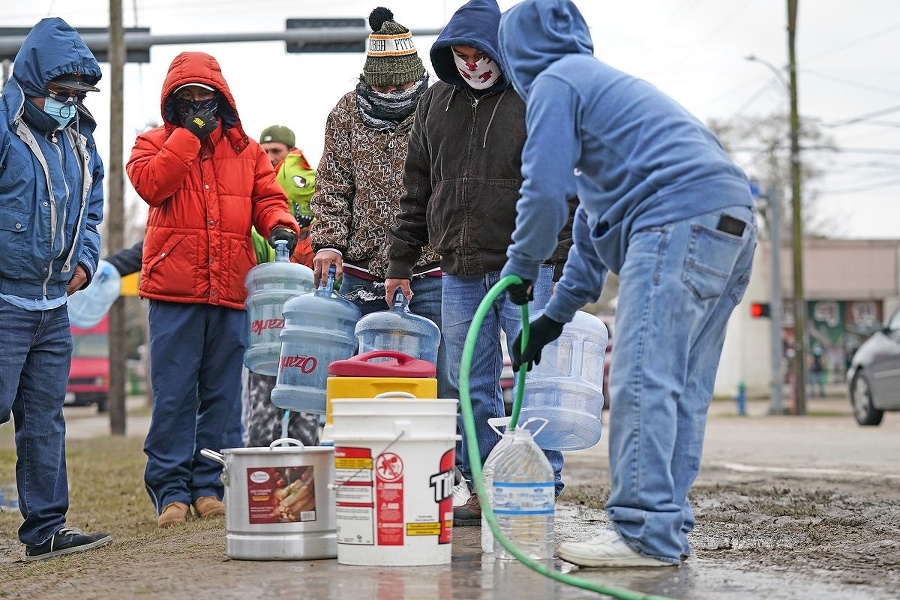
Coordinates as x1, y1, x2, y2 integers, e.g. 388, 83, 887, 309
0, 300, 71, 545
606, 207, 756, 563
144, 301, 246, 513
340, 272, 449, 399
442, 265, 564, 494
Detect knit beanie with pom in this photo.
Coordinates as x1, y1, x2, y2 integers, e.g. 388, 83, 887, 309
362, 7, 426, 87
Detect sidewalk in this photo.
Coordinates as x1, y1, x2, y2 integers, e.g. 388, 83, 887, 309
710, 382, 850, 418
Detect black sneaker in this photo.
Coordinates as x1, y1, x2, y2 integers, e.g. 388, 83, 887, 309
453, 493, 481, 526
24, 527, 112, 561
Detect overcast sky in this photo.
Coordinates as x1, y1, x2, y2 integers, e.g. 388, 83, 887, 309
5, 0, 900, 239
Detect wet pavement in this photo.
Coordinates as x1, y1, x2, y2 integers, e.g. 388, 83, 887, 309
53, 391, 897, 600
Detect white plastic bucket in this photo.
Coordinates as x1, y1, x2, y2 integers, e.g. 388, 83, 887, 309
331, 396, 459, 566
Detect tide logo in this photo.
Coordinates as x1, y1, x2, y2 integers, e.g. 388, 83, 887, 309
429, 448, 456, 544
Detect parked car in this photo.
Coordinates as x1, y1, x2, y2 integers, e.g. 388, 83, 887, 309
66, 315, 110, 412
847, 308, 900, 425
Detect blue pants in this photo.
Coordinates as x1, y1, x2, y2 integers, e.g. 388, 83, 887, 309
144, 301, 246, 513
441, 265, 564, 495
606, 206, 756, 562
0, 300, 71, 545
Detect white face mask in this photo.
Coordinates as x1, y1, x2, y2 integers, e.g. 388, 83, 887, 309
453, 53, 501, 90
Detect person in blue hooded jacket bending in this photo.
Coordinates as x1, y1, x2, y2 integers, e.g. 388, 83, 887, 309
498, 0, 757, 568
0, 18, 111, 560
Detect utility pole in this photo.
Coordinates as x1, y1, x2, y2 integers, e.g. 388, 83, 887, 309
787, 0, 806, 415
107, 0, 127, 435
766, 185, 786, 414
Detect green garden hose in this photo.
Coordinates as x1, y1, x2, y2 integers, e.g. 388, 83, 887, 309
458, 275, 673, 600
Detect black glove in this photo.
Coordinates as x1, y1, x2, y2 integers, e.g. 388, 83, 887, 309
506, 279, 534, 305
268, 227, 298, 255
183, 108, 218, 140
511, 314, 565, 372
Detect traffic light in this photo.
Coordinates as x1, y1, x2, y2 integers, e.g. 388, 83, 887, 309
750, 302, 771, 318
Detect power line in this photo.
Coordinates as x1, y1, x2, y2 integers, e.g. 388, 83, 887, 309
819, 175, 900, 195
802, 69, 900, 100
803, 20, 900, 63
822, 104, 900, 128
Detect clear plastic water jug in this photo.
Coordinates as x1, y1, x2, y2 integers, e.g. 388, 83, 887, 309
244, 241, 315, 376
518, 310, 608, 451
492, 426, 555, 561
67, 259, 121, 329
270, 267, 361, 413
354, 290, 441, 366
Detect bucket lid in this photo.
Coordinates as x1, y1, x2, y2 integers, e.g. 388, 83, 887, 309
328, 350, 436, 378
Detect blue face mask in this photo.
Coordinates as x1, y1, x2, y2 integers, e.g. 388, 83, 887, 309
43, 96, 76, 129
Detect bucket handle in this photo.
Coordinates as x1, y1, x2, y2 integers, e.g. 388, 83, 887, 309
373, 391, 417, 399
200, 448, 226, 469
269, 437, 305, 449
354, 350, 419, 365
488, 416, 511, 436
488, 416, 549, 437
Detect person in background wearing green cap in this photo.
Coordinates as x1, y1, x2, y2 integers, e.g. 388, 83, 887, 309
244, 124, 319, 448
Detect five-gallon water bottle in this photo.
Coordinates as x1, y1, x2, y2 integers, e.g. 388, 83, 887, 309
492, 427, 555, 560
67, 259, 121, 329
354, 289, 441, 366
244, 240, 315, 376
519, 310, 608, 451
481, 418, 515, 554
270, 266, 361, 413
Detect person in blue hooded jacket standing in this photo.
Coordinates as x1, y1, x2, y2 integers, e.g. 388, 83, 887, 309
499, 0, 757, 567
0, 17, 111, 560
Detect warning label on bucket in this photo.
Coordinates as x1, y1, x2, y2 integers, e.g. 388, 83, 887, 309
335, 446, 375, 545
334, 446, 409, 546
375, 451, 405, 546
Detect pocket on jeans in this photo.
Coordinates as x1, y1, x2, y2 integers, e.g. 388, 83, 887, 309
681, 223, 744, 300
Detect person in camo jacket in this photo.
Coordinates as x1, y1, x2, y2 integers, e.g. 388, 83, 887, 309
310, 7, 448, 398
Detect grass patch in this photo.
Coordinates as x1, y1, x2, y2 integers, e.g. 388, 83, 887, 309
0, 426, 166, 586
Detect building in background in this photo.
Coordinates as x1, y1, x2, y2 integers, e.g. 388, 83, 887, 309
719, 238, 900, 397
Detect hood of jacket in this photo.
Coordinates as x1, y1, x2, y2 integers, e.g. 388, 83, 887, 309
4, 17, 101, 130
498, 0, 593, 99
159, 51, 246, 147
430, 0, 509, 91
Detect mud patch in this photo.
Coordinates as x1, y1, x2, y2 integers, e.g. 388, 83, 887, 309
562, 466, 900, 589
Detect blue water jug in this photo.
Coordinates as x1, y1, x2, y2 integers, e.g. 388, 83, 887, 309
518, 310, 608, 451
244, 241, 315, 376
270, 267, 361, 413
354, 290, 441, 366
67, 259, 122, 329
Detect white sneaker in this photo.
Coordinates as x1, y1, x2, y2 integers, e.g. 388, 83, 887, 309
558, 529, 675, 568
452, 468, 471, 508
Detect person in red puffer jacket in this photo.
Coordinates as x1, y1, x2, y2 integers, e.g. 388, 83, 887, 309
127, 51, 299, 529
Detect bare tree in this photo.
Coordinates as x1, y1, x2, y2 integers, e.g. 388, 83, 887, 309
709, 112, 839, 238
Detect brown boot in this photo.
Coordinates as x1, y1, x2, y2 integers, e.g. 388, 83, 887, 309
193, 496, 225, 519
158, 502, 189, 528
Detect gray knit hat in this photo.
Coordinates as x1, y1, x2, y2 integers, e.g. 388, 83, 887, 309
362, 7, 425, 87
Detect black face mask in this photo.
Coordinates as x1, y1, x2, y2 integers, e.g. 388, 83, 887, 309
174, 96, 218, 124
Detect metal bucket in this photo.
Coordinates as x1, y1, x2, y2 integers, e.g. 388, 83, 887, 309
200, 438, 336, 560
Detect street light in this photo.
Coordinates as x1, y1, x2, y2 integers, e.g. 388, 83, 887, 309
745, 51, 807, 416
